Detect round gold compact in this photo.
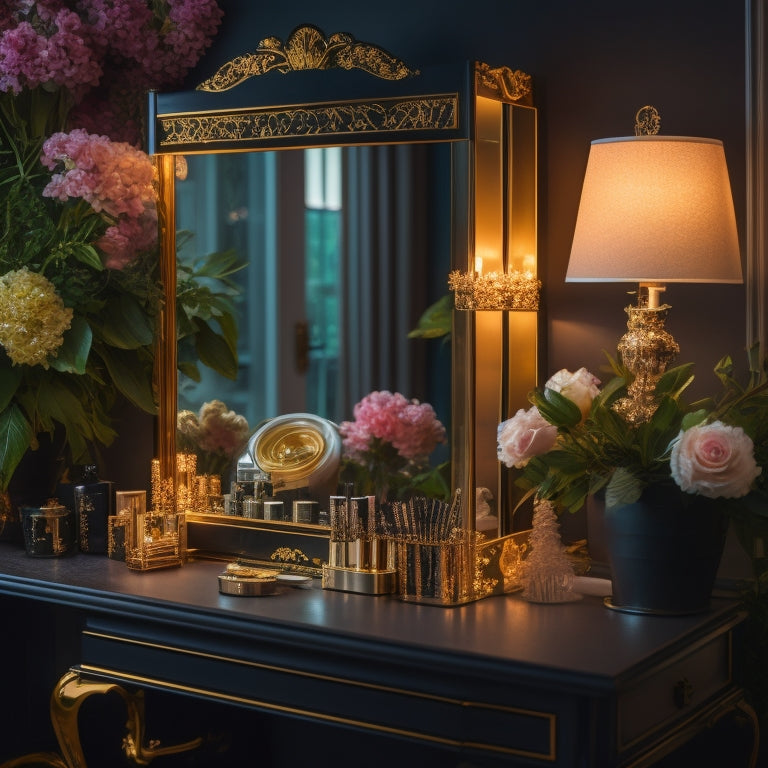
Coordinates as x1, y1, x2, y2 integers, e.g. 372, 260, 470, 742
217, 563, 278, 596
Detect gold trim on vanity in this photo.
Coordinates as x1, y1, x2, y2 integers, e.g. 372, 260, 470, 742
197, 24, 418, 92
80, 629, 557, 761
157, 94, 459, 147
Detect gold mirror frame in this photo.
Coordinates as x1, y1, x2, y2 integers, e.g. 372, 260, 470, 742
148, 25, 538, 547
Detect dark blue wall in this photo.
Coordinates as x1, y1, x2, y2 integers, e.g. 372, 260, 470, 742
192, 0, 746, 391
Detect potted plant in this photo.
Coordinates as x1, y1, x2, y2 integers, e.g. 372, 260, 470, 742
499, 350, 768, 615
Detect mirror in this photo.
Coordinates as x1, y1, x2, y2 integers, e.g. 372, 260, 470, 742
173, 142, 452, 430
149, 25, 539, 562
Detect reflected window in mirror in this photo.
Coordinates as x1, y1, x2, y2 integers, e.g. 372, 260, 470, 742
304, 147, 342, 420
174, 145, 452, 446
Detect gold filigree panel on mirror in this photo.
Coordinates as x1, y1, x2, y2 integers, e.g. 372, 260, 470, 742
149, 24, 538, 568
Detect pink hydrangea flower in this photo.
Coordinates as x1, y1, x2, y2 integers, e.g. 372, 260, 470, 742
340, 391, 446, 462
41, 128, 155, 218
40, 128, 157, 267
97, 209, 158, 269
1, 1, 223, 140
0, 4, 102, 96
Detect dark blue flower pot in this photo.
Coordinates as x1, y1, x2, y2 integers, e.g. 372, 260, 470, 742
604, 485, 728, 615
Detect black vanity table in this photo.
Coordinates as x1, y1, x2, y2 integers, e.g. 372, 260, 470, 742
0, 543, 756, 767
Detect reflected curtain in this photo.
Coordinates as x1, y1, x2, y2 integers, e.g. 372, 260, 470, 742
339, 144, 437, 413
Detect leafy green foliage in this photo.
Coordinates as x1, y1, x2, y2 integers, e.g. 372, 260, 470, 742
516, 353, 699, 514
176, 232, 244, 383
408, 294, 452, 341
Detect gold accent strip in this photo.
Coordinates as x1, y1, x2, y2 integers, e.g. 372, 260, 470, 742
154, 154, 177, 494
197, 24, 417, 92
82, 630, 556, 760
157, 95, 458, 147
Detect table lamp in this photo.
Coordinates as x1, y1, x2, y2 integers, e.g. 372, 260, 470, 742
566, 108, 742, 423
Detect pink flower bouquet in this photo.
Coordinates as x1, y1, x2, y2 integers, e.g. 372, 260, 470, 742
0, 0, 225, 493
339, 391, 449, 502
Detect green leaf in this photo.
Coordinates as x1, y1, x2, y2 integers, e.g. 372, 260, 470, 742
408, 294, 453, 339
681, 409, 708, 431
98, 347, 157, 414
194, 319, 239, 380
0, 350, 22, 412
656, 362, 696, 398
96, 294, 155, 349
216, 310, 238, 357
535, 387, 582, 428
50, 316, 92, 374
70, 243, 103, 271
605, 467, 642, 509
178, 360, 201, 382
0, 404, 33, 491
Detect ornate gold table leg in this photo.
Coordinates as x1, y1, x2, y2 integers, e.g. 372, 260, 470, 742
0, 754, 68, 768
50, 670, 203, 768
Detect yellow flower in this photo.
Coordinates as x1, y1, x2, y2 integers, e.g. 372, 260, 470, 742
0, 267, 73, 368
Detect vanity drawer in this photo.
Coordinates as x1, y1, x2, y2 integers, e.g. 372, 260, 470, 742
617, 629, 732, 748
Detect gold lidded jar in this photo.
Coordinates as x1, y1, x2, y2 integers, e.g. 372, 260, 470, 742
20, 499, 77, 557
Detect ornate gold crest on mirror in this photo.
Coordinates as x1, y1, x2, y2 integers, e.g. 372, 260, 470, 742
148, 24, 539, 589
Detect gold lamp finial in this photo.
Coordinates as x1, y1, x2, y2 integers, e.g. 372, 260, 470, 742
634, 105, 661, 136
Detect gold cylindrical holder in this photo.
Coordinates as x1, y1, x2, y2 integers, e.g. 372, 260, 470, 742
396, 530, 477, 606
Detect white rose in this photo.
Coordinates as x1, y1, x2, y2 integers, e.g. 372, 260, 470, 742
670, 421, 761, 499
497, 406, 558, 468
545, 367, 601, 420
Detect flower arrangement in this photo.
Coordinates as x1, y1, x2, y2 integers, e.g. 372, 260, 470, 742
339, 390, 449, 502
0, 0, 226, 495
176, 400, 250, 479
501, 353, 768, 515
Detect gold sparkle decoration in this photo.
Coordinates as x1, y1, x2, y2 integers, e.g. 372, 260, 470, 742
448, 269, 541, 311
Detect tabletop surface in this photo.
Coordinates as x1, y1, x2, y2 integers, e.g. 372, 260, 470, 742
0, 543, 742, 687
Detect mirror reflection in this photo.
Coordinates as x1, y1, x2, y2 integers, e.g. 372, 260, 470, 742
175, 143, 452, 438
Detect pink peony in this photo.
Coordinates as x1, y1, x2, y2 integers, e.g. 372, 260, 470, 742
670, 421, 761, 499
497, 406, 558, 469
340, 391, 446, 461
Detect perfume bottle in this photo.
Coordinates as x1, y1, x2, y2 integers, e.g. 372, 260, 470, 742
57, 465, 114, 554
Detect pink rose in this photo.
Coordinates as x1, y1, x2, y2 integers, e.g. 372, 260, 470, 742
545, 367, 601, 420
497, 406, 558, 469
670, 421, 761, 499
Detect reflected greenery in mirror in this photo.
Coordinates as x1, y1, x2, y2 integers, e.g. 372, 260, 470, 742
174, 144, 452, 437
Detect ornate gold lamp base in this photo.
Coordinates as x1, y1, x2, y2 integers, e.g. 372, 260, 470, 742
612, 298, 679, 424
0, 670, 204, 768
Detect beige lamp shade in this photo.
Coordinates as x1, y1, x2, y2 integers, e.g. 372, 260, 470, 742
566, 136, 742, 283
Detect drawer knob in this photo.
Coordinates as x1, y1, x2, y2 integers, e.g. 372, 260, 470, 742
674, 677, 694, 708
